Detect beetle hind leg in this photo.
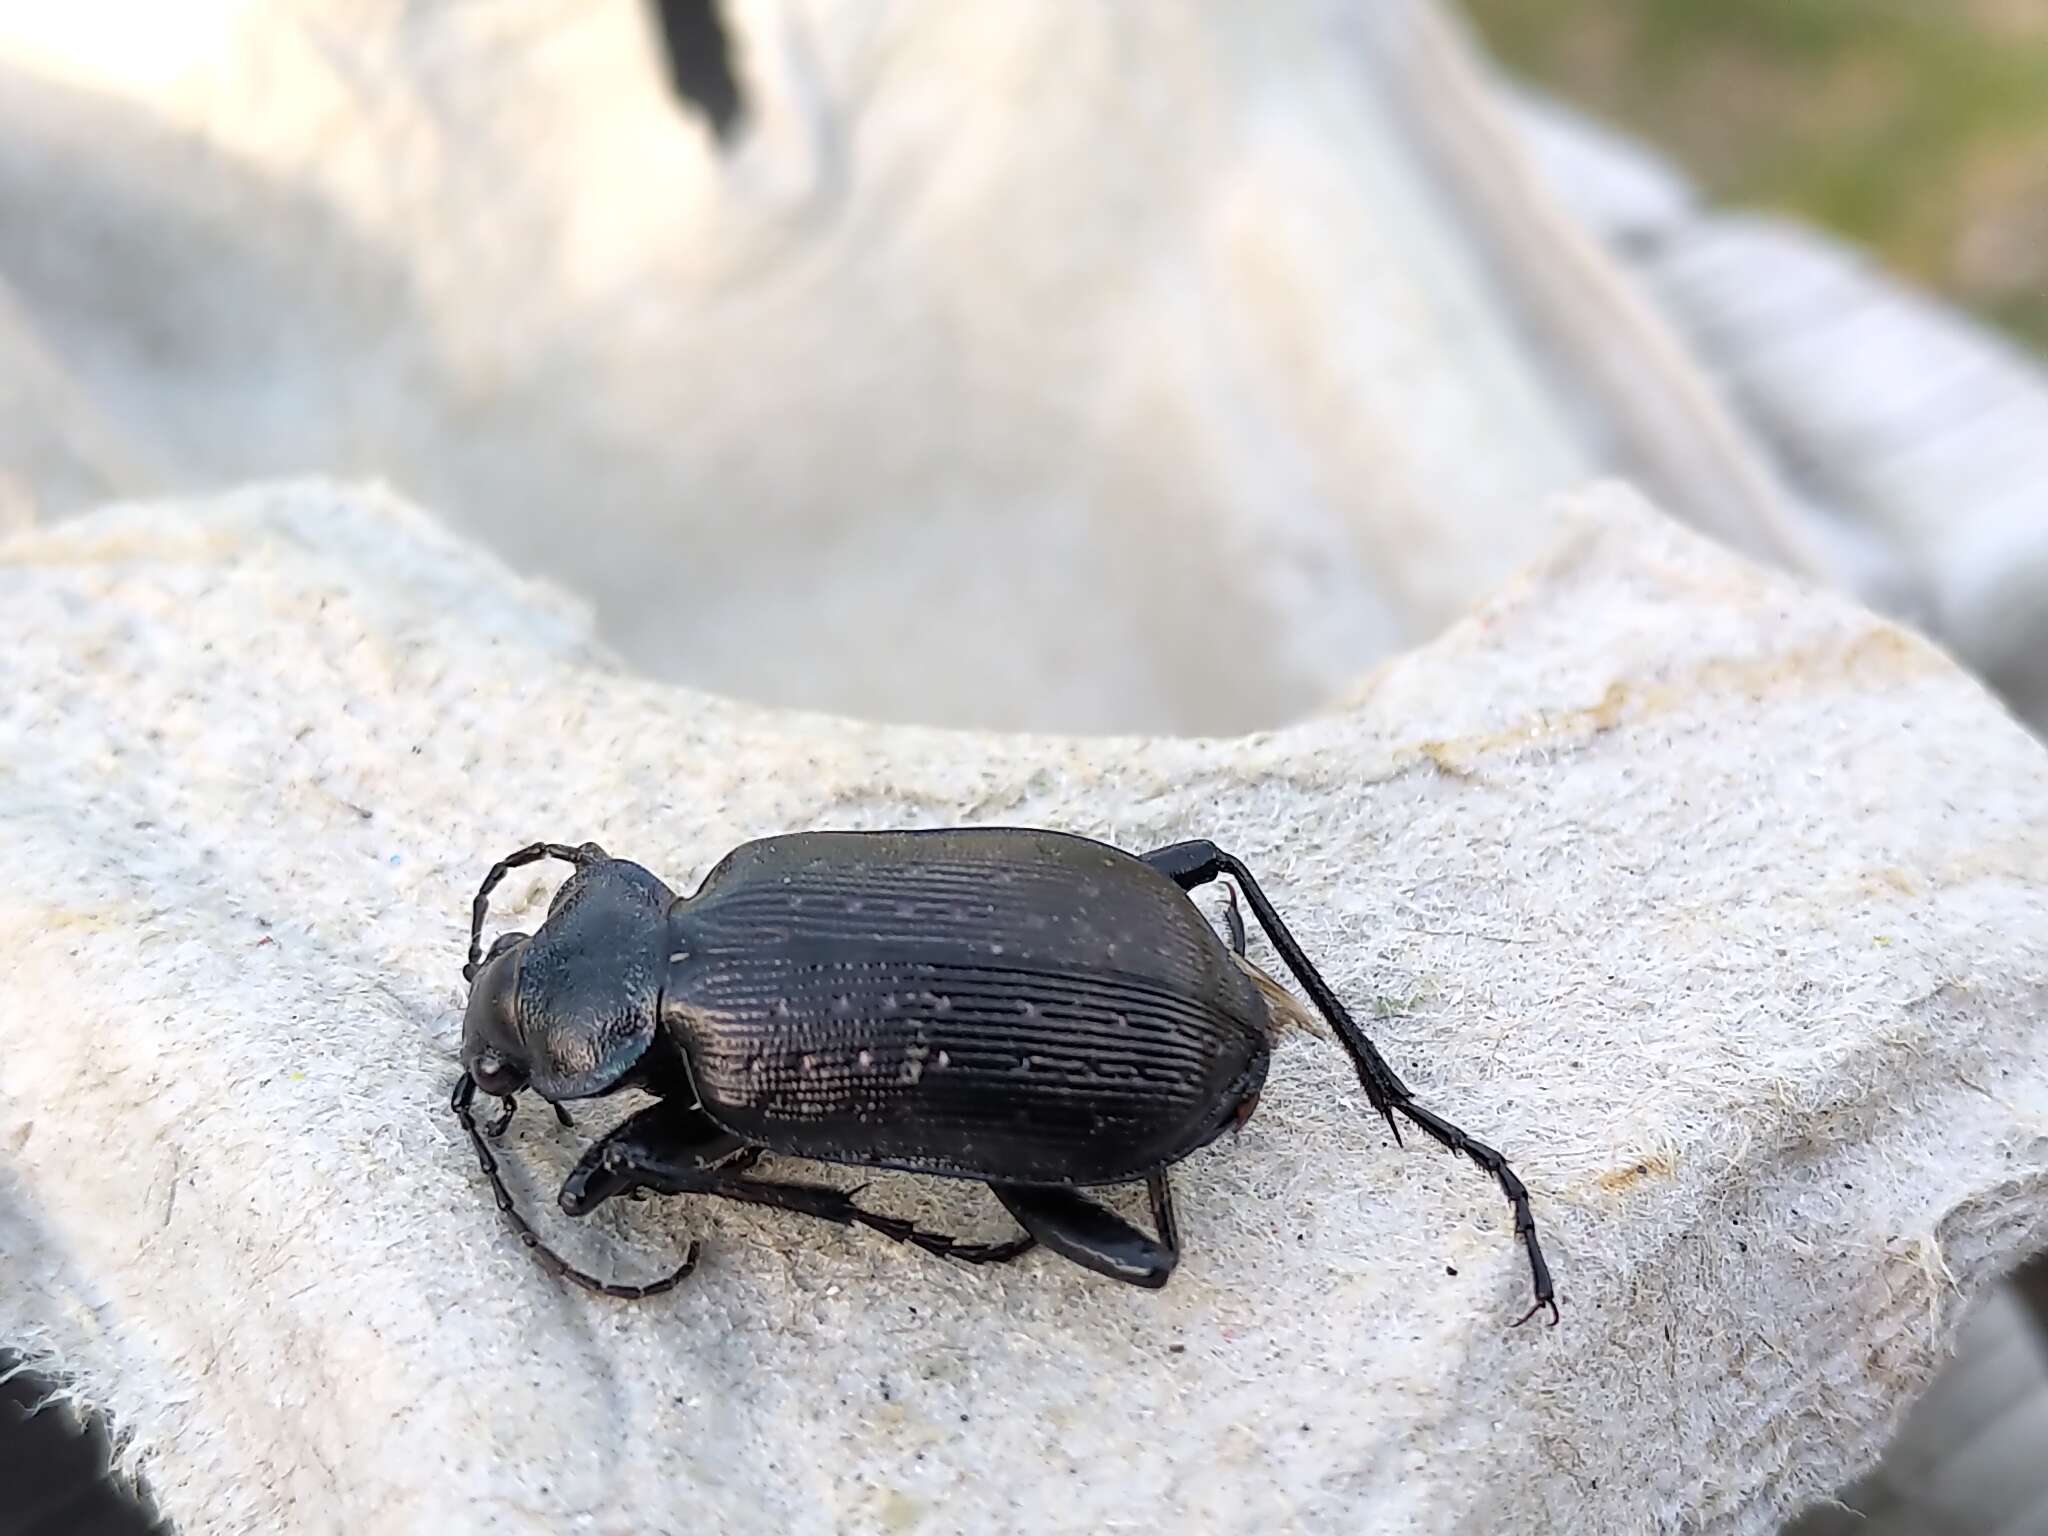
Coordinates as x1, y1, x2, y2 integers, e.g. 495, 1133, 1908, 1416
989, 1173, 1179, 1289
1139, 839, 1557, 1326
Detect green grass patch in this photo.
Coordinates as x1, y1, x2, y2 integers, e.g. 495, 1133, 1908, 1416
1463, 0, 2048, 353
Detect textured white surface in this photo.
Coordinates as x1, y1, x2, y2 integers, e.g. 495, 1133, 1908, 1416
2, 480, 2046, 1535
4, 0, 2041, 744
1788, 1271, 2048, 1535
1638, 215, 2048, 727
0, 0, 1613, 733
1364, 1, 1816, 580
1503, 87, 2048, 733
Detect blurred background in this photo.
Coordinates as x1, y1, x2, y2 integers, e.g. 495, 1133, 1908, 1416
1444, 18, 2048, 1524
1469, 0, 2048, 355
0, 3, 2043, 1533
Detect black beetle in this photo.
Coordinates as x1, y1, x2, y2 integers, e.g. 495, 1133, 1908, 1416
450, 828, 1556, 1324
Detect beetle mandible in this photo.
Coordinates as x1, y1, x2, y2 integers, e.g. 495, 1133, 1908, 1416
450, 827, 1556, 1325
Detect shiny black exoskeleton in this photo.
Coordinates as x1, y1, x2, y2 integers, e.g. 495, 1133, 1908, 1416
451, 828, 1556, 1324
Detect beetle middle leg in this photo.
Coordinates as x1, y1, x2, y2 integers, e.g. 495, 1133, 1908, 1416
561, 1107, 1038, 1268
1141, 839, 1557, 1326
988, 1172, 1178, 1289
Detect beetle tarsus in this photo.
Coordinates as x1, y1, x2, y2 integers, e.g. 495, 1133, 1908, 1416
485, 1095, 518, 1138
710, 1171, 1040, 1268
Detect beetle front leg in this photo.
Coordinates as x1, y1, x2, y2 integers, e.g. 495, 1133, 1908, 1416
479, 1094, 575, 1139
451, 1073, 701, 1300
558, 1100, 755, 1215
1141, 839, 1557, 1326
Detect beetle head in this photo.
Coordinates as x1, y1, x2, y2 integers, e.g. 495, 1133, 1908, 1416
461, 845, 679, 1102
461, 931, 535, 1096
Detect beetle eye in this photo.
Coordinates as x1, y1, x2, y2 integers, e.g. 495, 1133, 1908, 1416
471, 1049, 524, 1097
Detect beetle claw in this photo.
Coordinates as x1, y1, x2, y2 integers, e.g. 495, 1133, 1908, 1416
485, 1096, 518, 1139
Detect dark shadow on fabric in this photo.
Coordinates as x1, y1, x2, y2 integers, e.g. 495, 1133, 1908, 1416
651, 0, 744, 141
0, 1351, 167, 1536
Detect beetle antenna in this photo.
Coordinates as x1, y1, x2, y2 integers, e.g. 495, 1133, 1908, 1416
449, 1072, 699, 1299
465, 841, 601, 983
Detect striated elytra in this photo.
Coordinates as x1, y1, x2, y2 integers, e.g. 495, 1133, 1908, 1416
451, 827, 1555, 1324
